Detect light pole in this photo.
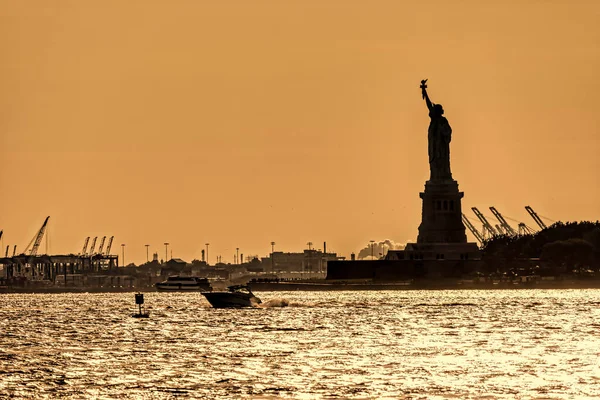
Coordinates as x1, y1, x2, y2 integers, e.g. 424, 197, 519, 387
164, 242, 169, 263
306, 242, 313, 275
270, 241, 275, 272
121, 244, 125, 267
145, 244, 149, 263
370, 240, 375, 259
205, 243, 210, 266
236, 247, 239, 265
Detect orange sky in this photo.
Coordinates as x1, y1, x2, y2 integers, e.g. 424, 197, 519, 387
1, 0, 599, 264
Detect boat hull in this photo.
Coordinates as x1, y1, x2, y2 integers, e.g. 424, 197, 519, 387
202, 292, 260, 308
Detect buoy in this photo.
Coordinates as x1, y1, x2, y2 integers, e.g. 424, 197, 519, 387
132, 293, 149, 318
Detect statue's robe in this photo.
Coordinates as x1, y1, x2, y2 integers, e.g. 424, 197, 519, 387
428, 114, 452, 180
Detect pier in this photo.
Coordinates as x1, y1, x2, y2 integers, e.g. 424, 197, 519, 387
0, 254, 118, 283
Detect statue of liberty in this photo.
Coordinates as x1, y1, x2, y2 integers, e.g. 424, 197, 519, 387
420, 79, 452, 181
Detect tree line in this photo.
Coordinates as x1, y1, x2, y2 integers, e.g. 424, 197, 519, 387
480, 221, 600, 277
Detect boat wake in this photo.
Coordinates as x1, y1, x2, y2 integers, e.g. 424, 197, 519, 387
258, 298, 291, 308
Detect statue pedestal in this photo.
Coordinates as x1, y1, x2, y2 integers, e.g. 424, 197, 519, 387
382, 178, 480, 264
417, 179, 468, 244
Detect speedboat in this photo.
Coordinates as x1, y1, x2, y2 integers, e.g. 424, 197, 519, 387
202, 285, 261, 308
155, 276, 212, 291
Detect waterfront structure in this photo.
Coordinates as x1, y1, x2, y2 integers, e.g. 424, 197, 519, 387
0, 253, 118, 282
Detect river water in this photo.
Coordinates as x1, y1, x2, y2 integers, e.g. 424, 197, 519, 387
1, 290, 600, 399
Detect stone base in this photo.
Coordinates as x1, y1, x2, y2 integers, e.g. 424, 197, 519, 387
325, 257, 483, 281
386, 242, 480, 261
417, 179, 468, 243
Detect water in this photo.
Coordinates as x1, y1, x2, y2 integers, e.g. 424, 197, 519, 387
1, 290, 600, 399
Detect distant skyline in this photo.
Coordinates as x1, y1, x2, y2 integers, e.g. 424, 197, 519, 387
1, 1, 599, 264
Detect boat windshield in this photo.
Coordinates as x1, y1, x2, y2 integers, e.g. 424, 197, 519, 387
228, 285, 251, 294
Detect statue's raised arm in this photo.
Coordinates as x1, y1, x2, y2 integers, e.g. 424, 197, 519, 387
419, 79, 452, 181
420, 79, 433, 112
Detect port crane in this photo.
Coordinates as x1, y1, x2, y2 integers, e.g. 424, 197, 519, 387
97, 236, 107, 255
518, 222, 536, 235
496, 210, 538, 237
105, 236, 114, 256
5, 245, 8, 257
525, 206, 548, 230
462, 214, 485, 244
81, 237, 90, 256
471, 207, 498, 237
489, 207, 517, 236
24, 216, 50, 256
12, 245, 17, 257
494, 224, 505, 235
88, 237, 98, 256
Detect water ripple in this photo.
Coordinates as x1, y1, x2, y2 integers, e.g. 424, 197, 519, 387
1, 290, 600, 398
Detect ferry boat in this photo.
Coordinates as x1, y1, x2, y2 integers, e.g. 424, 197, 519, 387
155, 276, 212, 292
202, 285, 261, 308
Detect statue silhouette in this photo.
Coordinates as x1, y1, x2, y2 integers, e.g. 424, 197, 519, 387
420, 80, 452, 181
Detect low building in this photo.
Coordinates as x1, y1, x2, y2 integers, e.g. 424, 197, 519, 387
160, 258, 187, 276
261, 249, 341, 273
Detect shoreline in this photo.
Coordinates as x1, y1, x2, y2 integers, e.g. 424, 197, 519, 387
3, 279, 600, 293
248, 280, 600, 291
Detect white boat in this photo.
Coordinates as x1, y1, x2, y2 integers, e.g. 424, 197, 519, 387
202, 285, 261, 308
155, 276, 212, 291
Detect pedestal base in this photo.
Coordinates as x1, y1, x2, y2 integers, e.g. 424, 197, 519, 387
386, 242, 480, 261
417, 179, 467, 244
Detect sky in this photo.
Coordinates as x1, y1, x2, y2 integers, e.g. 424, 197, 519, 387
1, 0, 599, 264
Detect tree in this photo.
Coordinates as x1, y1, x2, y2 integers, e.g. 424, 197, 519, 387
541, 239, 593, 275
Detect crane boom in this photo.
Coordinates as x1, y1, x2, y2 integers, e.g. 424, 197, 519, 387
97, 236, 107, 255
462, 214, 485, 244
13, 245, 17, 257
495, 224, 505, 235
88, 237, 98, 255
5, 245, 8, 257
0, 230, 3, 241
105, 236, 114, 255
489, 207, 517, 236
525, 206, 547, 230
81, 237, 90, 256
26, 216, 50, 256
471, 207, 498, 237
